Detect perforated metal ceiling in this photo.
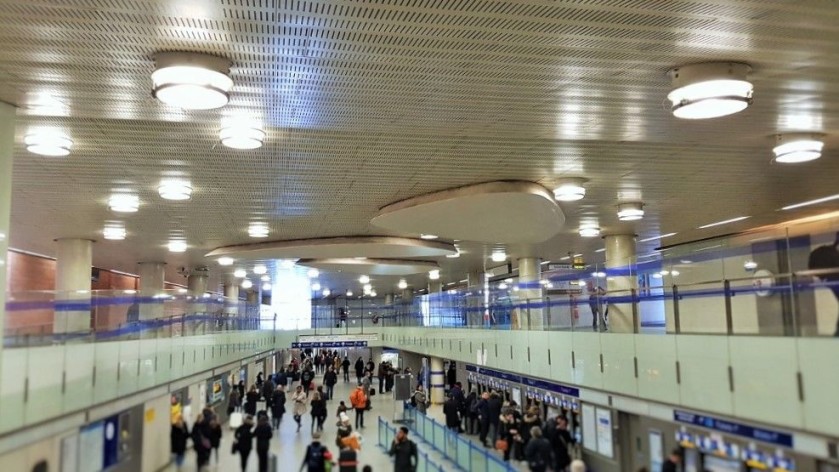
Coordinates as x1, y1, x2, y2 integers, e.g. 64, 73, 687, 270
3, 0, 839, 291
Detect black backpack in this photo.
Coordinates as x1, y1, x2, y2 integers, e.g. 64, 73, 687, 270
306, 444, 325, 469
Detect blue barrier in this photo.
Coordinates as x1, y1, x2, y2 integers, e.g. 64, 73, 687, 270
377, 415, 449, 472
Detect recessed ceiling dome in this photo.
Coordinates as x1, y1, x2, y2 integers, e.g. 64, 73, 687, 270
206, 236, 456, 260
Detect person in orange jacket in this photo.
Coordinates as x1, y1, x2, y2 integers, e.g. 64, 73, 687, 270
349, 384, 367, 429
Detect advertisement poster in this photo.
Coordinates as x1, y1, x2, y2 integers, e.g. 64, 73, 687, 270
78, 422, 104, 472
595, 407, 613, 458
581, 404, 597, 452
211, 379, 223, 403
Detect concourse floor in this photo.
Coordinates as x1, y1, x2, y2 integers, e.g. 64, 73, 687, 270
164, 378, 405, 472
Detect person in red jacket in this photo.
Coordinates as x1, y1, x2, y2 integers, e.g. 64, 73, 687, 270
349, 384, 367, 429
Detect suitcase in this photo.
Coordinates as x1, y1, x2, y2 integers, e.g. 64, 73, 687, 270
369, 388, 376, 396
229, 411, 243, 429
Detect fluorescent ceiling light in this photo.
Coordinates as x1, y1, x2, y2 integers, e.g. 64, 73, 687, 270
253, 265, 267, 275
617, 202, 644, 221
420, 234, 438, 240
248, 224, 269, 238
158, 180, 192, 201
781, 194, 839, 211
103, 226, 126, 240
359, 275, 370, 284
553, 178, 587, 201
592, 272, 606, 278
363, 284, 372, 293
241, 279, 253, 289
773, 133, 824, 164
322, 289, 331, 297
151, 52, 233, 110
24, 131, 72, 157
307, 268, 319, 278
541, 260, 551, 265
428, 270, 440, 280
233, 269, 247, 278
168, 240, 187, 252
638, 232, 677, 243
491, 252, 507, 262
262, 283, 272, 291
218, 257, 234, 266
369, 291, 377, 297
260, 275, 270, 282
108, 194, 139, 213
744, 261, 758, 270
346, 290, 353, 297
579, 226, 601, 238
220, 125, 265, 150
498, 283, 508, 290
398, 279, 408, 289
697, 216, 750, 229
595, 248, 606, 253
512, 285, 520, 292
667, 62, 753, 119
311, 282, 321, 291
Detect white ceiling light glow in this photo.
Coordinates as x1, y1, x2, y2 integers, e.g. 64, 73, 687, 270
446, 251, 460, 258
253, 265, 267, 275
241, 279, 253, 289
217, 257, 234, 266
617, 202, 644, 221
773, 133, 825, 164
158, 180, 192, 201
248, 224, 270, 238
280, 260, 295, 269
220, 125, 266, 150
233, 269, 247, 278
420, 234, 438, 240
359, 275, 370, 284
428, 270, 440, 280
398, 279, 408, 289
781, 194, 839, 211
108, 194, 139, 213
363, 283, 372, 293
307, 268, 319, 278
260, 275, 270, 282
312, 282, 321, 291
151, 52, 233, 110
579, 226, 601, 238
667, 62, 753, 119
491, 251, 507, 262
262, 283, 272, 291
24, 131, 72, 157
346, 290, 353, 297
553, 178, 587, 202
322, 289, 331, 297
697, 216, 750, 229
168, 240, 187, 252
638, 232, 677, 243
103, 226, 126, 240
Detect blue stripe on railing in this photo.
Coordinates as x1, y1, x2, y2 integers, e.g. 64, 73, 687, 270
6, 295, 247, 312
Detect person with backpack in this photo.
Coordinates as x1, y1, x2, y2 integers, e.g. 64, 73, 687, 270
338, 441, 359, 472
349, 384, 367, 429
323, 366, 338, 400
388, 426, 418, 472
300, 431, 333, 472
233, 415, 254, 472
262, 375, 275, 411
524, 426, 553, 472
411, 384, 428, 414
271, 384, 286, 430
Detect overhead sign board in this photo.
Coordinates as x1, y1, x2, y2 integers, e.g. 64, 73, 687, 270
673, 410, 793, 448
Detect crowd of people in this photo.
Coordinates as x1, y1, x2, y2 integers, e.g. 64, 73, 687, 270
171, 350, 417, 472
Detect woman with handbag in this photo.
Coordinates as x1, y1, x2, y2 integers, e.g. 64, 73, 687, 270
496, 411, 520, 462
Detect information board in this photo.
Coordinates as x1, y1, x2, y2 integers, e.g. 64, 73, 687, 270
596, 407, 613, 458
581, 404, 597, 452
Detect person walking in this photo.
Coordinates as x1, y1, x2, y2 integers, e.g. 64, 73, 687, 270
341, 356, 351, 382
300, 431, 332, 472
349, 384, 367, 429
245, 385, 260, 416
234, 415, 254, 472
411, 384, 429, 414
227, 387, 241, 416
191, 413, 212, 471
310, 391, 328, 433
271, 385, 286, 429
338, 442, 359, 472
254, 414, 273, 472
354, 357, 365, 384
377, 362, 385, 393
443, 394, 461, 433
464, 390, 478, 434
324, 366, 338, 400
524, 426, 553, 472
546, 416, 574, 472
301, 367, 315, 393
292, 385, 308, 433
208, 417, 222, 465
361, 371, 372, 399
487, 391, 503, 443
388, 426, 418, 472
477, 392, 491, 447
170, 416, 189, 471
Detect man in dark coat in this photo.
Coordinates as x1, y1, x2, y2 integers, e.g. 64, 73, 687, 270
388, 426, 418, 472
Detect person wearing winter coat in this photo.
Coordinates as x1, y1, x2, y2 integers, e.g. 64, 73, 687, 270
354, 357, 365, 384
227, 388, 241, 415
310, 391, 328, 433
443, 395, 461, 432
323, 367, 338, 400
170, 417, 190, 471
524, 426, 554, 472
411, 385, 429, 414
191, 413, 212, 471
254, 415, 274, 472
498, 411, 521, 462
245, 385, 260, 416
271, 385, 287, 429
208, 417, 222, 464
234, 416, 254, 472
291, 385, 308, 432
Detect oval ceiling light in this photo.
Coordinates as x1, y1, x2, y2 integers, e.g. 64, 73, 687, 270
24, 131, 72, 157
579, 225, 601, 238
280, 260, 295, 269
311, 282, 321, 291
363, 283, 372, 293
322, 288, 331, 297
617, 202, 645, 221
307, 268, 319, 278
151, 52, 233, 110
253, 264, 267, 275
158, 180, 192, 201
428, 270, 440, 280
103, 226, 126, 240
220, 125, 266, 150
420, 234, 438, 240
398, 279, 408, 289
108, 194, 139, 213
168, 240, 187, 252
667, 62, 753, 119
233, 269, 247, 278
260, 275, 270, 282
261, 282, 272, 291
491, 251, 507, 262
553, 178, 587, 202
241, 279, 253, 289
346, 290, 353, 297
217, 257, 234, 266
370, 291, 377, 297
248, 224, 269, 238
359, 275, 370, 284
773, 133, 824, 164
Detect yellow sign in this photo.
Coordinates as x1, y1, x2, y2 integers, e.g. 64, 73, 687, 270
145, 408, 155, 424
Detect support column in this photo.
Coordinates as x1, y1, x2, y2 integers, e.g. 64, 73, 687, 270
0, 102, 15, 376
466, 270, 485, 326
137, 262, 165, 322
428, 280, 442, 293
518, 257, 543, 330
401, 288, 413, 304
246, 290, 259, 303
223, 280, 240, 315
605, 234, 637, 333
55, 238, 93, 334
384, 293, 394, 306
187, 273, 208, 296
429, 357, 445, 404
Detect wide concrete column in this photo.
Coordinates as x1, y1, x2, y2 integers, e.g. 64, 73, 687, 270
0, 102, 14, 375
518, 257, 543, 330
605, 234, 637, 333
466, 270, 485, 326
55, 238, 93, 333
401, 288, 413, 304
223, 280, 240, 315
429, 357, 445, 404
187, 273, 208, 296
137, 262, 165, 322
384, 293, 394, 306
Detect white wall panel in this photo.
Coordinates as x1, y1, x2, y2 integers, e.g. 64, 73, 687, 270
117, 340, 140, 397
796, 339, 839, 436
141, 394, 171, 472
26, 346, 64, 424
675, 335, 732, 415
93, 342, 120, 404
571, 332, 603, 389
0, 348, 27, 432
548, 332, 574, 383
600, 333, 637, 396
635, 335, 679, 405
63, 343, 94, 413
526, 332, 551, 379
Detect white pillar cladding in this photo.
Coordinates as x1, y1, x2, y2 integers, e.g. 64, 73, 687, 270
466, 270, 485, 326
55, 238, 93, 334
137, 261, 165, 322
187, 272, 208, 296
517, 257, 542, 330
0, 102, 15, 380
224, 279, 240, 315
428, 280, 442, 293
384, 293, 394, 306
605, 234, 638, 333
429, 356, 445, 404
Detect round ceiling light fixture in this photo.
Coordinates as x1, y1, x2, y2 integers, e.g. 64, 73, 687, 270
260, 275, 270, 282
359, 275, 370, 284
241, 279, 253, 289
553, 178, 587, 202
108, 194, 139, 213
667, 62, 753, 119
398, 279, 408, 289
24, 131, 72, 157
579, 225, 601, 238
233, 269, 247, 278
261, 282, 272, 291
217, 257, 234, 266
307, 268, 319, 278
168, 240, 187, 253
322, 288, 331, 297
311, 282, 321, 291
428, 270, 440, 280
151, 52, 233, 110
103, 225, 126, 240
253, 265, 267, 275
491, 251, 507, 262
248, 224, 269, 238
617, 202, 645, 221
420, 234, 438, 240
346, 290, 353, 297
363, 283, 372, 293
158, 179, 192, 201
220, 125, 266, 150
773, 133, 825, 164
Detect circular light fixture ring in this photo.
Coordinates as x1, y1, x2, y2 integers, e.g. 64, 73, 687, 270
151, 52, 233, 110
773, 133, 825, 164
667, 62, 753, 119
